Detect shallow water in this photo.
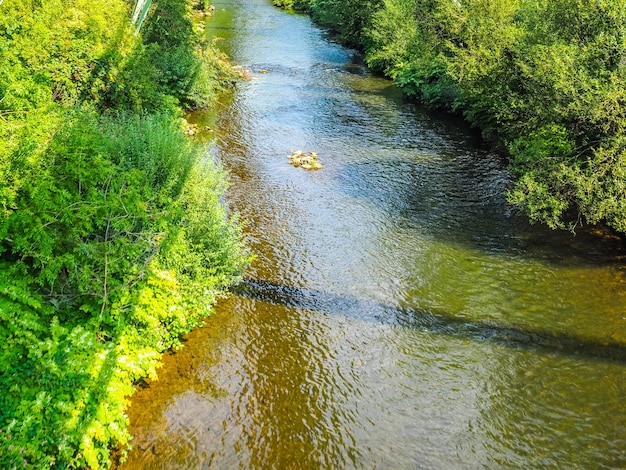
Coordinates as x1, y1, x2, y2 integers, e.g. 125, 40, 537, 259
121, 1, 626, 468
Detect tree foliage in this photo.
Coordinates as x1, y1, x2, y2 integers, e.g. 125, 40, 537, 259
0, 0, 249, 468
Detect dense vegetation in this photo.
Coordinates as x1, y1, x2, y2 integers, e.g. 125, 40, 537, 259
0, 0, 249, 468
276, 0, 626, 234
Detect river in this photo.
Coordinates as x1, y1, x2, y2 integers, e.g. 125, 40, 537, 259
120, 1, 626, 468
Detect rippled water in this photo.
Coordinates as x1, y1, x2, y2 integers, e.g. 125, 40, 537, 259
120, 1, 626, 468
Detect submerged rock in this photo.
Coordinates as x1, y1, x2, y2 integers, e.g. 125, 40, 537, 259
287, 150, 323, 170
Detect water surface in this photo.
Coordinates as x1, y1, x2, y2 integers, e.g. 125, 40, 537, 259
121, 1, 626, 468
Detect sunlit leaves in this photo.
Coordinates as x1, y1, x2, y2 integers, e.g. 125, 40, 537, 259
0, 112, 249, 468
0, 0, 250, 468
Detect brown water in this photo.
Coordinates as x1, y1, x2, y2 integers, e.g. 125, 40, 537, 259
120, 1, 626, 468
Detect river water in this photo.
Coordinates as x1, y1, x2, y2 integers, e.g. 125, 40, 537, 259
121, 1, 626, 468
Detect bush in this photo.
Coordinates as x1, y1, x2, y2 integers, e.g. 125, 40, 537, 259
365, 0, 457, 107
0, 0, 250, 467
0, 109, 250, 469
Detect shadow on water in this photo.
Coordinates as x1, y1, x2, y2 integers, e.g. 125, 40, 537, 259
332, 155, 626, 267
234, 278, 626, 364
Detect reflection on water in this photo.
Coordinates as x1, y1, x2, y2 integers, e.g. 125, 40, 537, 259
120, 1, 626, 468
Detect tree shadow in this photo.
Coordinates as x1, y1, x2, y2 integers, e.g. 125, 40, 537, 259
331, 152, 626, 268
234, 278, 626, 365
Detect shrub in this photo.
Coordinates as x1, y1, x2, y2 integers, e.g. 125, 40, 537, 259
0, 110, 250, 469
0, 0, 250, 467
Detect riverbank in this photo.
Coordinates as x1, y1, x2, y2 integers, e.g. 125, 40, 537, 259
0, 1, 249, 467
275, 0, 626, 236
